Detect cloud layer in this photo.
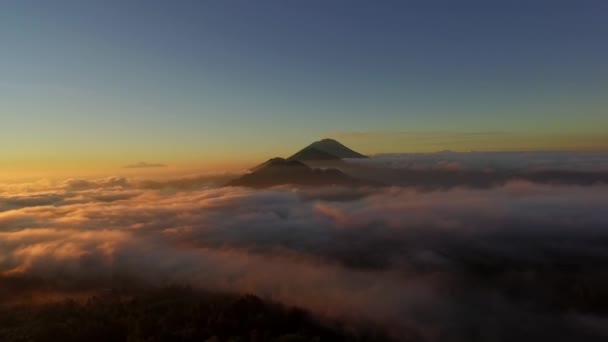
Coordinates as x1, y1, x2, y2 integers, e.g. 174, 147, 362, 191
355, 151, 608, 172
1, 176, 608, 340
339, 152, 608, 190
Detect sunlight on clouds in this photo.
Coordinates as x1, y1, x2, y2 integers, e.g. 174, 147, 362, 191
0, 166, 607, 339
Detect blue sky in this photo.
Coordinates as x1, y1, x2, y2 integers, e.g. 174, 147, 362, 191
1, 0, 607, 169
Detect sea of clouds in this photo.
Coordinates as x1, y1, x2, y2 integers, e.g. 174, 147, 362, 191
1, 152, 608, 341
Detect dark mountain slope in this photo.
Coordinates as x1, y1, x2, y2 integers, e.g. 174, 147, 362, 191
249, 157, 296, 172
228, 158, 375, 188
287, 139, 367, 161
287, 146, 341, 161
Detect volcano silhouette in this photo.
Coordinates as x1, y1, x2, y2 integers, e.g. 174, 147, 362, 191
287, 138, 367, 161
228, 158, 371, 188
230, 139, 374, 188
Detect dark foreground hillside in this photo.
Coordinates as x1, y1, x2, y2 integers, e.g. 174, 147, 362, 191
0, 286, 390, 342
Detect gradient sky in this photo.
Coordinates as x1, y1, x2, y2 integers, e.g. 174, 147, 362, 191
2, 0, 607, 172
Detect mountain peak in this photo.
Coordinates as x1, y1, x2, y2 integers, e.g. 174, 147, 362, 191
288, 139, 367, 161
287, 147, 341, 162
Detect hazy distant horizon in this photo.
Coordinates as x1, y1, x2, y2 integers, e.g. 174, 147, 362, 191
2, 2, 608, 341
2, 0, 608, 169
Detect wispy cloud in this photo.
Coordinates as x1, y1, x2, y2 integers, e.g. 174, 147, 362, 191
123, 162, 167, 169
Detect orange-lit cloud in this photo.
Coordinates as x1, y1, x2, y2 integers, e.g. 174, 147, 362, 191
1, 174, 608, 338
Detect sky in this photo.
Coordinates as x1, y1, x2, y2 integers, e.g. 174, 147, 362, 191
1, 0, 607, 174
